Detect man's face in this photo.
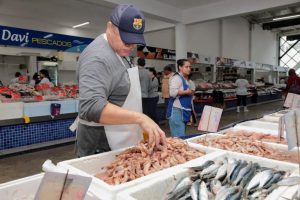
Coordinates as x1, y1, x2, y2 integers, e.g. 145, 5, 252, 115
107, 22, 136, 56
179, 61, 191, 76
164, 70, 171, 76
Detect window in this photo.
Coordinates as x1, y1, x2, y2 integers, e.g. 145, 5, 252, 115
279, 36, 300, 70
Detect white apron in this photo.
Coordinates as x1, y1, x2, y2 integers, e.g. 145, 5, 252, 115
104, 65, 143, 150
70, 35, 142, 150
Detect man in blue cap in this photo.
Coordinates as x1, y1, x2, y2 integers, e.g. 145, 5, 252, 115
73, 4, 166, 157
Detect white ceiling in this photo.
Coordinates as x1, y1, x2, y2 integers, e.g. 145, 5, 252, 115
156, 0, 226, 9
0, 0, 298, 37
0, 0, 174, 34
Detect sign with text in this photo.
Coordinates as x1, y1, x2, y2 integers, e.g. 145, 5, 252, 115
198, 105, 223, 132
0, 25, 93, 52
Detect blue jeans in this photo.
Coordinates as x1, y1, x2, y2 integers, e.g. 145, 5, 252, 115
169, 107, 186, 137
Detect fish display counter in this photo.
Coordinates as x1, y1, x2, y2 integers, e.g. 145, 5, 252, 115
57, 138, 216, 200
117, 151, 299, 200
0, 99, 78, 156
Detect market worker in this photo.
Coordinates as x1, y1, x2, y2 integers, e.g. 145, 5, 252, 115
137, 57, 152, 117
167, 59, 193, 137
73, 4, 166, 157
10, 72, 22, 84
39, 69, 53, 87
162, 66, 174, 108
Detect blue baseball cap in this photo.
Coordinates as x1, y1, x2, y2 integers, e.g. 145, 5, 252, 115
110, 4, 146, 45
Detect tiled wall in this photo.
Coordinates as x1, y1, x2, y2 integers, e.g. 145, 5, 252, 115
0, 118, 75, 150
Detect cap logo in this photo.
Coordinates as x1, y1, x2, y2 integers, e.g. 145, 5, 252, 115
133, 18, 143, 30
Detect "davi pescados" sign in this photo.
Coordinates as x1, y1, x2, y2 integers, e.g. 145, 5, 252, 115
0, 25, 93, 52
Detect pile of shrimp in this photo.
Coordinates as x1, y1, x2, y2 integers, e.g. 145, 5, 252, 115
196, 135, 297, 163
96, 138, 206, 185
224, 130, 287, 144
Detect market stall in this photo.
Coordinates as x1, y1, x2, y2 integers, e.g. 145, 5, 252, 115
0, 84, 78, 155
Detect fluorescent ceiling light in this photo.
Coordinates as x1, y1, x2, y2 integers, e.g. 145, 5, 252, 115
72, 22, 90, 28
273, 14, 300, 21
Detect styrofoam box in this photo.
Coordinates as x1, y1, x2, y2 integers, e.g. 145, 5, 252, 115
259, 115, 280, 123
117, 151, 298, 200
233, 120, 285, 137
57, 145, 217, 200
0, 173, 101, 200
0, 102, 24, 120
187, 131, 291, 156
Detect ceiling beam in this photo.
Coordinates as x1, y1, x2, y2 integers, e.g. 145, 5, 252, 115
263, 17, 300, 30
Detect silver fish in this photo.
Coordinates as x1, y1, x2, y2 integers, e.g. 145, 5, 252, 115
230, 160, 247, 184
167, 177, 193, 200
202, 168, 219, 180
277, 176, 300, 186
233, 162, 252, 186
263, 172, 283, 189
177, 192, 191, 200
215, 185, 230, 200
215, 159, 228, 181
230, 187, 243, 200
246, 169, 269, 192
199, 181, 209, 200
250, 189, 267, 199
239, 164, 257, 188
190, 180, 200, 200
226, 159, 240, 183
258, 170, 274, 189
216, 187, 240, 200
189, 160, 214, 172
210, 179, 222, 195
200, 163, 220, 178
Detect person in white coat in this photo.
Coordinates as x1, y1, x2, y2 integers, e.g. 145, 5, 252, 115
235, 75, 250, 112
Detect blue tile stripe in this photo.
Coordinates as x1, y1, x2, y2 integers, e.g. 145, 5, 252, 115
0, 118, 76, 150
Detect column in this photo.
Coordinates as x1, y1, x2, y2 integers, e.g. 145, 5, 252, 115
175, 23, 187, 68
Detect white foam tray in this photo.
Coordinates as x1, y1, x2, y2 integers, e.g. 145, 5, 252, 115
233, 120, 285, 137
117, 151, 298, 200
57, 145, 216, 200
0, 173, 100, 200
259, 115, 281, 123
187, 131, 292, 159
117, 151, 224, 200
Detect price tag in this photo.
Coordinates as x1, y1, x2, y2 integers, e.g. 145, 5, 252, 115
198, 105, 223, 132
34, 172, 92, 200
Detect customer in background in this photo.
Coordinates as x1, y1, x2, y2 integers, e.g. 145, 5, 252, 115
137, 57, 152, 116
29, 73, 40, 86
156, 72, 162, 92
10, 72, 22, 84
235, 74, 250, 112
167, 59, 193, 137
39, 69, 53, 86
148, 68, 159, 123
187, 73, 197, 127
161, 66, 174, 110
286, 69, 300, 94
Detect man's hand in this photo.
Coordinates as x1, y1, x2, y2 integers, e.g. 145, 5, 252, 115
137, 113, 167, 152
